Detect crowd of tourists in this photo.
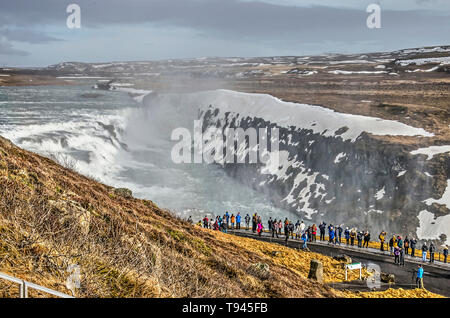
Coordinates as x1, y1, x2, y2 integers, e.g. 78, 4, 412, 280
188, 213, 449, 265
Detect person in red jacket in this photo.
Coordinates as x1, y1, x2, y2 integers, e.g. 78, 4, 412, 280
312, 224, 317, 242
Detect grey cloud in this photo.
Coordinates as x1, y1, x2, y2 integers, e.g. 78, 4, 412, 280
0, 1, 448, 41
0, 38, 29, 56
0, 0, 448, 65
0, 28, 62, 44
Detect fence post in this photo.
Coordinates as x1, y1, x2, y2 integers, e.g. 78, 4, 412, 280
19, 282, 24, 298
22, 281, 28, 298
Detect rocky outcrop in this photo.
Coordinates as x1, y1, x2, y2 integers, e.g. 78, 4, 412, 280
333, 255, 352, 264
308, 259, 324, 283
199, 104, 450, 244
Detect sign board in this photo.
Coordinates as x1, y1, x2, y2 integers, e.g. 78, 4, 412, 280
345, 263, 362, 281
346, 263, 362, 270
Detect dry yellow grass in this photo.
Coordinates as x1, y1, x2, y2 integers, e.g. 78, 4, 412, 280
342, 288, 444, 298
213, 231, 369, 283
0, 135, 446, 298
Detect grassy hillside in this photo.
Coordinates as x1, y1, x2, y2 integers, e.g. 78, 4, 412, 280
0, 136, 443, 298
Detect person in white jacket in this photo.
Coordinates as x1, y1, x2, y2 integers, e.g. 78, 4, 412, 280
299, 221, 306, 233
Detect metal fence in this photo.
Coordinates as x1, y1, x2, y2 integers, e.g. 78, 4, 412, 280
0, 272, 74, 298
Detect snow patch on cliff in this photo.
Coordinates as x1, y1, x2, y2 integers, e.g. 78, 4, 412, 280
410, 145, 450, 160
423, 179, 450, 208
196, 90, 434, 142
417, 210, 450, 244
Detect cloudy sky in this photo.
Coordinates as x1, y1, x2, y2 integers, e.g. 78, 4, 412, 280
0, 0, 449, 67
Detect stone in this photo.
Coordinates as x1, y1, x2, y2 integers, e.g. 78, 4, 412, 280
308, 259, 324, 283
247, 262, 270, 280
271, 251, 281, 257
380, 272, 395, 284
114, 188, 133, 199
333, 254, 352, 264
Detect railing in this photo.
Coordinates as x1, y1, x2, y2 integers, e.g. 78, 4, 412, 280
225, 226, 449, 264
0, 272, 74, 298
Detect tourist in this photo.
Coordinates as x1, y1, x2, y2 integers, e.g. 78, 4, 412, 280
329, 226, 335, 245
307, 226, 313, 242
236, 212, 241, 229
301, 231, 308, 249
319, 222, 326, 241
311, 223, 316, 241
350, 229, 356, 246
252, 214, 257, 233
231, 214, 235, 229
444, 245, 448, 263
357, 231, 363, 248
422, 243, 428, 262
337, 225, 343, 244
300, 220, 306, 233
394, 246, 400, 265
203, 215, 209, 229
257, 221, 263, 237
284, 221, 290, 243
410, 237, 417, 257
399, 248, 405, 266
271, 220, 279, 238
397, 236, 403, 249
379, 231, 386, 251
404, 236, 410, 255
416, 265, 424, 288
289, 222, 295, 239
244, 214, 250, 230
294, 222, 301, 239
389, 235, 396, 255
429, 242, 435, 263
344, 227, 350, 245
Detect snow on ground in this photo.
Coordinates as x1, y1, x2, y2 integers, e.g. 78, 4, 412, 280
366, 208, 384, 214
328, 60, 375, 64
328, 70, 386, 75
57, 76, 110, 79
396, 56, 450, 66
417, 210, 450, 244
194, 90, 434, 142
334, 152, 347, 163
375, 186, 385, 200
281, 167, 323, 220
397, 170, 407, 177
405, 66, 440, 73
260, 150, 291, 180
423, 179, 450, 208
400, 47, 450, 54
410, 145, 450, 160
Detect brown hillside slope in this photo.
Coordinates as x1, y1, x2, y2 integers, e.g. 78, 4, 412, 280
0, 136, 443, 298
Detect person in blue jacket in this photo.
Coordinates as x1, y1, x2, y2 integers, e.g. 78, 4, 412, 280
236, 212, 241, 230
344, 227, 350, 245
329, 227, 335, 244
416, 265, 424, 288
